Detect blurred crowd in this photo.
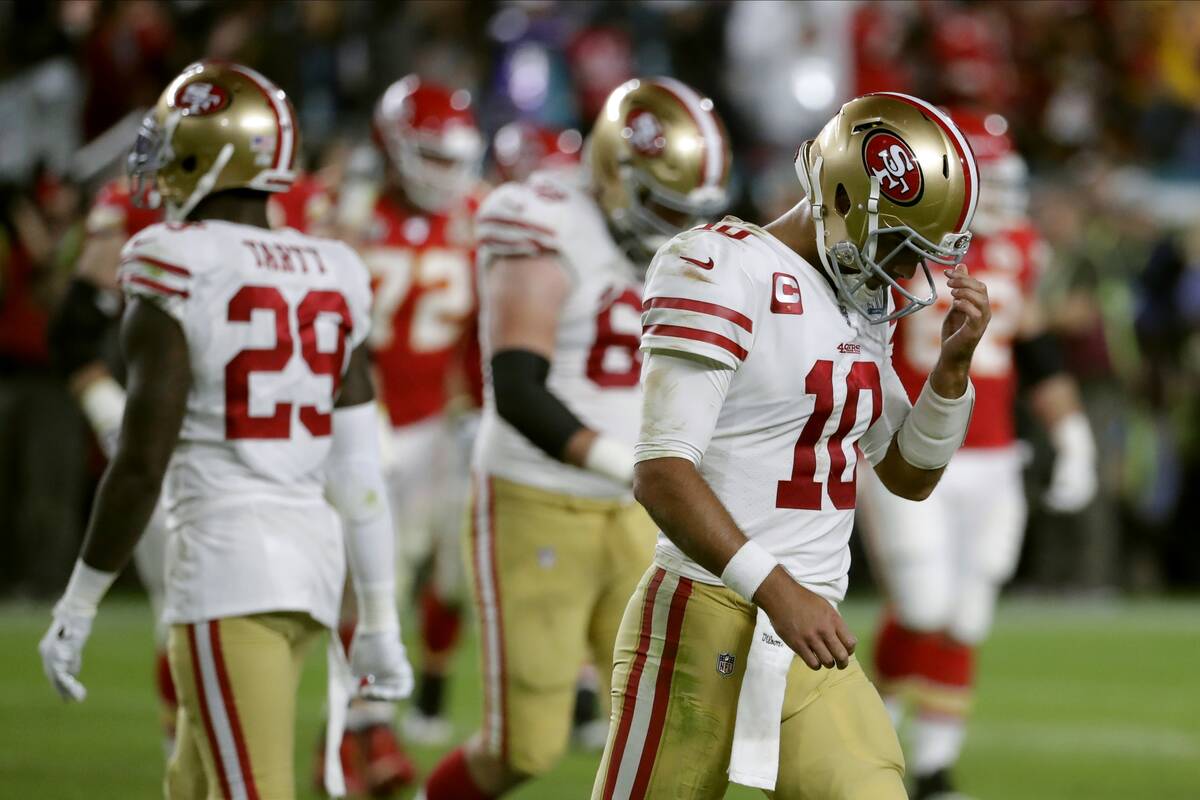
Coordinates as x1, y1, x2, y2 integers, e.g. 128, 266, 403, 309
2, 0, 1198, 598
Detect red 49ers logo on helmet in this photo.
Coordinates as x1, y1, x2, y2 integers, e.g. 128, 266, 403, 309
174, 81, 231, 116
862, 129, 923, 206
624, 108, 666, 157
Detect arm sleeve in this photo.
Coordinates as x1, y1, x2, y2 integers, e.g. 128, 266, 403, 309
117, 225, 194, 324
326, 402, 397, 628
640, 231, 758, 370
859, 347, 913, 467
491, 349, 584, 459
636, 351, 733, 465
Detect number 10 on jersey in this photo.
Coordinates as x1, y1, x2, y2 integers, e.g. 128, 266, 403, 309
776, 360, 882, 511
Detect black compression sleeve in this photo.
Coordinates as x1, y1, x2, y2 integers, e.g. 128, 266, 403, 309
491, 348, 584, 460
49, 278, 120, 376
1013, 331, 1065, 387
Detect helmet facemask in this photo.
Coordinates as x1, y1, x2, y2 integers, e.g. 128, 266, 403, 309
127, 107, 236, 222
798, 144, 972, 324
610, 158, 729, 264
382, 126, 481, 214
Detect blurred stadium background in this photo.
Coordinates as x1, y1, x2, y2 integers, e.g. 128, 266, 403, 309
0, 1, 1197, 798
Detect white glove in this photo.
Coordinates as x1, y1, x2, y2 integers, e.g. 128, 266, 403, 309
349, 628, 414, 702
38, 604, 94, 702
1044, 412, 1098, 513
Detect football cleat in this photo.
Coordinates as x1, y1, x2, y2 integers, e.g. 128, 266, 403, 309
361, 723, 417, 796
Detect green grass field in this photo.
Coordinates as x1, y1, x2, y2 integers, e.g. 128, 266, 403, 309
2, 596, 1198, 799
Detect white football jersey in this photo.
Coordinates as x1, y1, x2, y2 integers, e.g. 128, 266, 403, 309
473, 169, 643, 499
640, 218, 912, 603
119, 220, 373, 627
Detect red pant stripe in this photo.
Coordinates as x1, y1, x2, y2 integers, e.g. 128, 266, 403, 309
208, 620, 260, 800
187, 625, 233, 800
602, 568, 667, 800
629, 577, 693, 799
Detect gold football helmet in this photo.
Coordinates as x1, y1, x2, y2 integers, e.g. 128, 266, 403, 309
796, 92, 978, 323
129, 60, 299, 221
588, 77, 732, 261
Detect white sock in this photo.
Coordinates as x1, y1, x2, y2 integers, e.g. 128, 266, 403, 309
911, 714, 966, 776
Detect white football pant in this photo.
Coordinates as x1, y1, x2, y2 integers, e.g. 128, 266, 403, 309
858, 447, 1026, 645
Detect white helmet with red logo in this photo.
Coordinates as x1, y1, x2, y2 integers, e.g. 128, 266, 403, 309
946, 108, 1027, 234
374, 75, 484, 213
491, 121, 583, 183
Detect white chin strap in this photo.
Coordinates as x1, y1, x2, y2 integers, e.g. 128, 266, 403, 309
168, 143, 235, 222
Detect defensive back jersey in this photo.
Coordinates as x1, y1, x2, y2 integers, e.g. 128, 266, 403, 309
118, 220, 373, 627
891, 224, 1044, 449
474, 169, 643, 499
640, 218, 912, 603
356, 193, 477, 427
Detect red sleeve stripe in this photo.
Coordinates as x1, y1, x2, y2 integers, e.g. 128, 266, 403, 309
476, 236, 557, 255
122, 274, 190, 299
120, 255, 192, 278
643, 323, 747, 361
476, 215, 556, 237
643, 297, 753, 333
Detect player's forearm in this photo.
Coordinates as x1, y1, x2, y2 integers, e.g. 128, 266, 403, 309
1028, 373, 1084, 429
633, 457, 748, 578
79, 457, 166, 573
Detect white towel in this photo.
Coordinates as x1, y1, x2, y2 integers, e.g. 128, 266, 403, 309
727, 608, 793, 790
323, 635, 356, 798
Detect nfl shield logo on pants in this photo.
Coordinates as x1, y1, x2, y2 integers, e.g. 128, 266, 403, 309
716, 652, 736, 676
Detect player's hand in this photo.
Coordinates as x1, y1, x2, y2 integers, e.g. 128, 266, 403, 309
38, 604, 94, 702
939, 264, 991, 369
349, 629, 414, 702
754, 568, 856, 670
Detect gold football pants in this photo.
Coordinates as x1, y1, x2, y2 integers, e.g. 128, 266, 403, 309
593, 567, 906, 800
165, 612, 322, 800
467, 475, 657, 776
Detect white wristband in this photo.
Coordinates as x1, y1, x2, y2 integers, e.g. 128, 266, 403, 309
79, 376, 126, 456
1051, 411, 1095, 461
355, 581, 399, 633
720, 540, 779, 603
58, 559, 119, 617
583, 435, 635, 486
897, 378, 975, 470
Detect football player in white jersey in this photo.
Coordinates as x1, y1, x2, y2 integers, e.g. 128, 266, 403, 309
423, 78, 732, 799
592, 93, 991, 800
37, 61, 412, 800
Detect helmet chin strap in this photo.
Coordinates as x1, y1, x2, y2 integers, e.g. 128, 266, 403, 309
169, 143, 235, 222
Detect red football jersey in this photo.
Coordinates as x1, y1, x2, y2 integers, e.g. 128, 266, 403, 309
267, 174, 334, 235
86, 179, 163, 239
891, 224, 1046, 449
360, 193, 477, 427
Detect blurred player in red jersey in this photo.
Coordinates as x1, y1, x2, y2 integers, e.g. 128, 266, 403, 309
858, 110, 1097, 800
331, 74, 485, 784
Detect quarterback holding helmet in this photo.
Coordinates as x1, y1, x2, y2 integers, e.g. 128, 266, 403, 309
858, 108, 1097, 800
38, 61, 412, 800
593, 93, 991, 799
423, 77, 732, 799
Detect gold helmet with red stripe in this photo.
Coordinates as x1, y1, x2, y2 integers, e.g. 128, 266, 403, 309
128, 60, 299, 221
795, 92, 978, 323
588, 77, 732, 261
